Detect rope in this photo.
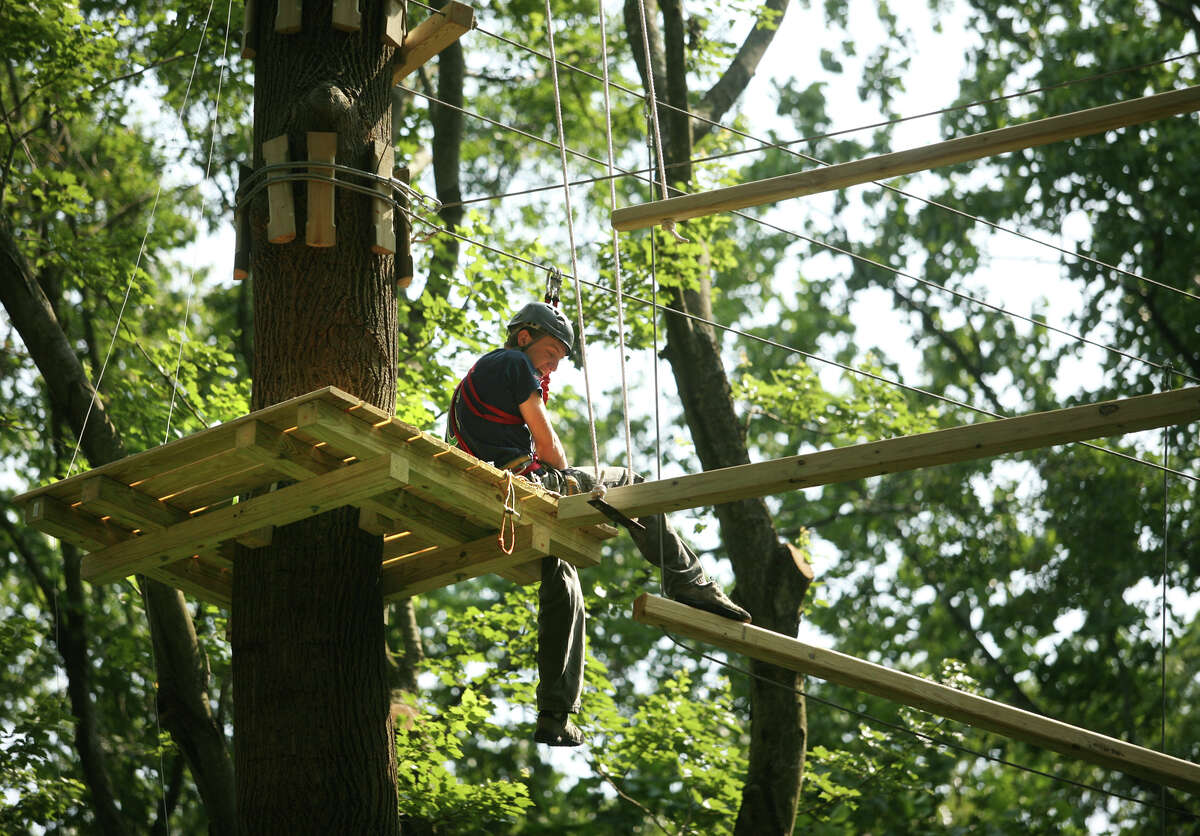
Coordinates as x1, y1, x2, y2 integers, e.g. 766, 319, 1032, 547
542, 0, 602, 481
66, 0, 218, 476
498, 471, 518, 555
165, 0, 235, 443
437, 0, 1200, 304
597, 0, 637, 478
405, 212, 1200, 485
632, 0, 685, 243
391, 84, 1200, 379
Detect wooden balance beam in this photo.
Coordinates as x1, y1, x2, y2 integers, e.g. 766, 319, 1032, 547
634, 594, 1200, 794
611, 84, 1200, 231
557, 387, 1200, 526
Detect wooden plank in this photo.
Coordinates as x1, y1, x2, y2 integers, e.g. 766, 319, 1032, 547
392, 1, 474, 84
276, 0, 301, 34
371, 139, 396, 255
11, 388, 343, 508
79, 475, 188, 531
332, 0, 361, 32
150, 559, 233, 608
611, 85, 1200, 231
305, 131, 337, 247
381, 526, 549, 599
233, 420, 344, 481
25, 495, 131, 551
394, 164, 413, 287
295, 399, 606, 568
559, 387, 1200, 526
382, 0, 406, 47
633, 594, 1200, 794
263, 134, 296, 243
82, 455, 409, 584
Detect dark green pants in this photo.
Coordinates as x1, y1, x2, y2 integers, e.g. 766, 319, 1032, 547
533, 466, 707, 713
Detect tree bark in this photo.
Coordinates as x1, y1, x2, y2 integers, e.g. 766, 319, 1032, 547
0, 212, 238, 834
236, 2, 399, 832
623, 3, 807, 831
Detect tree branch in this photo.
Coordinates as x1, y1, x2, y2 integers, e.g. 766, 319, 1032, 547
694, 0, 790, 145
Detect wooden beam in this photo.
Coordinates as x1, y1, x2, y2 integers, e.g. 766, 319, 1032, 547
262, 134, 296, 243
633, 594, 1200, 794
371, 139, 396, 255
381, 526, 549, 600
332, 0, 361, 32
611, 85, 1200, 231
276, 0, 301, 34
305, 131, 337, 247
392, 1, 473, 85
558, 387, 1200, 526
382, 0, 406, 47
82, 454, 409, 584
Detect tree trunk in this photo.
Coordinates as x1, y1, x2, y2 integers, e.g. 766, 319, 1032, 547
235, 3, 399, 832
624, 2, 809, 831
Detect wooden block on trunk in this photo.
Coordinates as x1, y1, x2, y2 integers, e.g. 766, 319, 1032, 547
241, 0, 258, 58
305, 131, 337, 247
371, 140, 396, 255
262, 134, 296, 244
276, 0, 301, 34
382, 0, 406, 47
332, 0, 361, 32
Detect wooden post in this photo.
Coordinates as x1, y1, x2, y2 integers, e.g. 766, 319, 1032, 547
633, 594, 1200, 794
395, 164, 413, 288
305, 131, 337, 247
276, 0, 302, 34
371, 140, 396, 255
234, 163, 252, 279
382, 0, 406, 47
610, 84, 1200, 231
241, 0, 258, 58
393, 1, 474, 85
261, 134, 296, 244
557, 387, 1200, 526
332, 0, 361, 32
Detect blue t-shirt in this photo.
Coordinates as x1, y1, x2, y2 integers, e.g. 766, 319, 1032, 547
449, 349, 542, 468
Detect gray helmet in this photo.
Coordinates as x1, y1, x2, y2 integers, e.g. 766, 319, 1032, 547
507, 302, 575, 351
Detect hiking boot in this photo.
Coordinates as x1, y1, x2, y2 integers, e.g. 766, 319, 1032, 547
672, 581, 752, 623
534, 711, 585, 747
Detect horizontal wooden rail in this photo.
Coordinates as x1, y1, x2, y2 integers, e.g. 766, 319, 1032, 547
393, 1, 474, 85
611, 85, 1200, 231
558, 387, 1200, 526
633, 594, 1200, 794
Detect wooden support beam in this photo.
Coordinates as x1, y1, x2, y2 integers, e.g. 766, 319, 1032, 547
305, 131, 337, 247
241, 0, 257, 59
611, 85, 1200, 231
151, 559, 233, 608
276, 0, 301, 34
633, 594, 1200, 794
382, 0, 406, 47
262, 134, 296, 243
25, 495, 130, 551
392, 1, 473, 85
394, 164, 413, 288
79, 475, 188, 531
234, 163, 252, 279
332, 0, 361, 32
82, 454, 409, 584
381, 526, 548, 600
559, 387, 1200, 526
371, 140, 396, 255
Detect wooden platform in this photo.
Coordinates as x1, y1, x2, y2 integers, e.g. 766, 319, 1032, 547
13, 388, 617, 607
634, 595, 1200, 794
